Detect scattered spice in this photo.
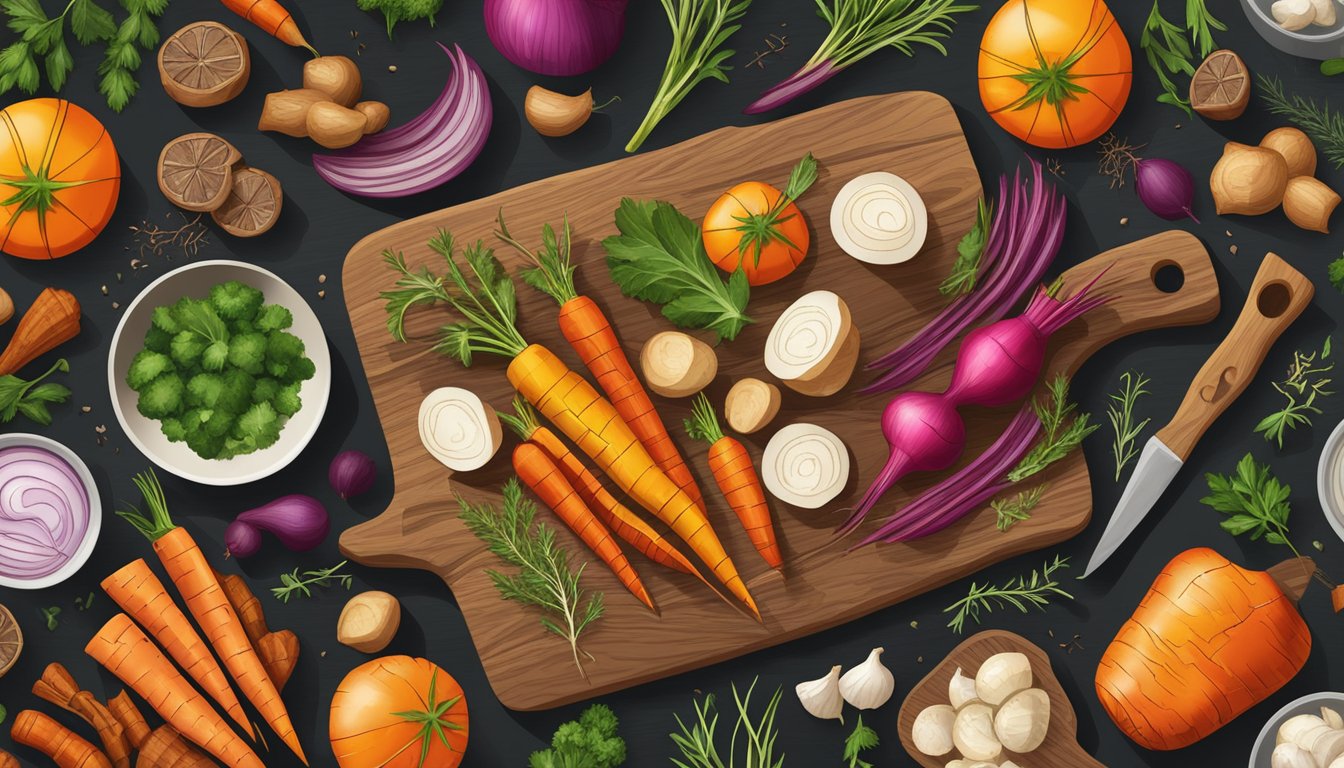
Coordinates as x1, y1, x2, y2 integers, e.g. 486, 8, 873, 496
1230, 244, 1238, 255
317, 290, 326, 300
1120, 217, 1129, 226
111, 302, 120, 310
318, 274, 327, 284
41, 606, 60, 631
1315, 540, 1326, 552
746, 26, 789, 69
100, 285, 108, 296
388, 65, 397, 72
80, 406, 90, 413
909, 620, 918, 629
129, 213, 211, 261
1045, 157, 1064, 178
1058, 634, 1084, 654
75, 592, 95, 611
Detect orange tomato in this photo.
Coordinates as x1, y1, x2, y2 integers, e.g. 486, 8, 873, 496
0, 99, 120, 260
330, 656, 469, 768
978, 0, 1132, 149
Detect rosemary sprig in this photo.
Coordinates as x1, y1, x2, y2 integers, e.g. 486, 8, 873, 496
944, 555, 1073, 634
1256, 338, 1333, 448
669, 679, 784, 768
1202, 453, 1300, 557
1259, 75, 1344, 170
1008, 376, 1098, 483
992, 484, 1046, 532
271, 561, 353, 603
1108, 371, 1152, 481
460, 479, 604, 677
939, 196, 992, 297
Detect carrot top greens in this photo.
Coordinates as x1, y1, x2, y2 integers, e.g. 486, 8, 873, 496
495, 211, 579, 306
117, 470, 179, 543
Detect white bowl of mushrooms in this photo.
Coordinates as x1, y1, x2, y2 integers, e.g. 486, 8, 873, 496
1250, 693, 1344, 768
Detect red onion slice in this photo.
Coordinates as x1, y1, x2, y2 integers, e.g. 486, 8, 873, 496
0, 446, 91, 579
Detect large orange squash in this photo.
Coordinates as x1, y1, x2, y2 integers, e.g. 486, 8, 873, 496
978, 0, 1132, 149
330, 656, 469, 768
1095, 548, 1312, 751
0, 98, 120, 260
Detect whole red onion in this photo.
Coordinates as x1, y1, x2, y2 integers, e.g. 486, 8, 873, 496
1135, 157, 1199, 223
329, 450, 377, 500
484, 0, 627, 76
225, 495, 329, 558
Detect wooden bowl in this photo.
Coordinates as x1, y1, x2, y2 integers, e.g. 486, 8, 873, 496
897, 630, 1104, 767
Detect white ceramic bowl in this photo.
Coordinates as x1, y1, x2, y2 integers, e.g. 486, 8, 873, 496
0, 433, 102, 590
1242, 0, 1344, 60
108, 260, 331, 486
1317, 419, 1344, 545
1249, 691, 1344, 766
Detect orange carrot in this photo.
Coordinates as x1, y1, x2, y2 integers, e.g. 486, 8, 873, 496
31, 663, 131, 768
118, 472, 307, 765
10, 709, 113, 768
0, 749, 18, 768
500, 397, 705, 579
86, 615, 263, 768
106, 692, 151, 751
102, 560, 252, 737
219, 0, 317, 55
138, 726, 217, 768
213, 569, 300, 690
0, 287, 80, 376
685, 394, 782, 570
513, 441, 655, 610
497, 214, 708, 514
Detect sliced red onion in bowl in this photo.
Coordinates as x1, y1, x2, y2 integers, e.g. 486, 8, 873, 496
312, 44, 493, 198
0, 445, 92, 580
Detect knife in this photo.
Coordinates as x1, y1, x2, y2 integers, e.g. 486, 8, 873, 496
1084, 253, 1314, 578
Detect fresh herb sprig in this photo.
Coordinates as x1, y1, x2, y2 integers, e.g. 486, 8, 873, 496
1256, 338, 1332, 448
1331, 256, 1344, 294
98, 0, 169, 111
628, 0, 752, 153
992, 484, 1046, 532
1202, 453, 1300, 556
939, 196, 991, 297
1108, 371, 1152, 480
529, 704, 626, 768
461, 479, 604, 677
0, 358, 71, 426
271, 561, 353, 603
843, 716, 878, 768
604, 198, 752, 341
1008, 376, 1098, 483
944, 555, 1073, 634
669, 679, 784, 768
1140, 0, 1225, 115
1259, 75, 1344, 170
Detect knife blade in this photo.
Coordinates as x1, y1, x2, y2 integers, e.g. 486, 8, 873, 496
1082, 253, 1313, 577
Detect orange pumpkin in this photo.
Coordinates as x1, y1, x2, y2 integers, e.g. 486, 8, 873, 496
0, 99, 120, 260
978, 0, 1132, 149
330, 656, 469, 768
702, 154, 817, 286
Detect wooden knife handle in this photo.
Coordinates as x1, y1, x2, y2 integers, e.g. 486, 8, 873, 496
1156, 253, 1313, 460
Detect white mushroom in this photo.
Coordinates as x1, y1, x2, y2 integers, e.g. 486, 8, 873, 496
952, 703, 1002, 762
975, 652, 1033, 707
949, 667, 980, 710
994, 688, 1050, 753
1309, 0, 1337, 26
1273, 0, 1317, 31
1279, 714, 1327, 745
1273, 742, 1316, 768
795, 665, 844, 722
912, 704, 956, 757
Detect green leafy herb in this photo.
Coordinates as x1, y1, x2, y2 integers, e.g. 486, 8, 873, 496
41, 605, 60, 631
1331, 256, 1344, 293
0, 358, 71, 426
1185, 0, 1226, 59
843, 715, 878, 768
1140, 0, 1224, 115
390, 670, 466, 768
1008, 376, 1098, 483
939, 196, 991, 297
1256, 338, 1333, 448
529, 704, 626, 768
98, 0, 168, 112
1108, 371, 1152, 480
944, 555, 1073, 634
1324, 58, 1344, 77
0, 703, 6, 725
992, 484, 1046, 532
603, 198, 752, 341
75, 591, 94, 611
271, 561, 353, 603
669, 679, 784, 768
356, 0, 442, 38
1202, 453, 1300, 556
1259, 75, 1344, 170
627, 0, 752, 153
460, 479, 604, 677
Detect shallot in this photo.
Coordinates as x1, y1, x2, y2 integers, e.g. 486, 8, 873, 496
1099, 136, 1198, 223
225, 495, 330, 558
329, 450, 377, 499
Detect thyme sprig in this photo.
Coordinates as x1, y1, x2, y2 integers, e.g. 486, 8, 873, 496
992, 484, 1046, 532
1108, 371, 1152, 480
1008, 376, 1098, 483
944, 555, 1073, 634
271, 561, 353, 603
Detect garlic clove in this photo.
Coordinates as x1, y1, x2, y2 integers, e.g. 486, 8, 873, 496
994, 688, 1050, 753
839, 647, 895, 710
1273, 744, 1314, 768
1000, 762, 1025, 768
975, 652, 1033, 707
1312, 728, 1344, 766
949, 667, 980, 710
1331, 755, 1344, 768
1273, 0, 1317, 31
1279, 714, 1326, 745
1325, 706, 1344, 730
1310, 0, 1337, 26
795, 665, 845, 722
952, 703, 1002, 762
912, 704, 957, 757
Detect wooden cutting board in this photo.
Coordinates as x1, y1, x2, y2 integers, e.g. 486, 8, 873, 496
898, 630, 1104, 768
338, 91, 1222, 711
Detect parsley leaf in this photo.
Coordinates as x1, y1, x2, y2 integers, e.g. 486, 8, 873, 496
603, 198, 752, 342
843, 715, 879, 768
940, 196, 992, 297
1202, 453, 1298, 552
0, 358, 71, 426
1330, 255, 1344, 293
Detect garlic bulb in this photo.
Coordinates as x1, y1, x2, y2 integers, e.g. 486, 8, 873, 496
1324, 707, 1344, 730
795, 665, 845, 722
839, 647, 894, 710
994, 688, 1050, 753
1273, 742, 1316, 768
912, 704, 956, 756
952, 703, 1002, 762
1311, 728, 1344, 766
949, 667, 980, 710
975, 652, 1033, 706
1280, 714, 1326, 745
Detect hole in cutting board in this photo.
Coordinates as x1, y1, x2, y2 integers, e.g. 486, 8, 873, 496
1151, 261, 1184, 294
1257, 281, 1292, 318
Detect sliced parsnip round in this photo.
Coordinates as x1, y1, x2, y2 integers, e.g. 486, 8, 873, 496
725, 378, 781, 435
640, 331, 718, 398
418, 387, 502, 472
830, 172, 928, 265
761, 422, 850, 509
764, 290, 861, 397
